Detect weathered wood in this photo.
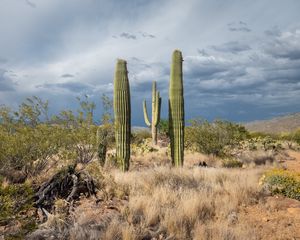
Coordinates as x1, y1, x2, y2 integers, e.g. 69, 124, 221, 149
33, 165, 97, 210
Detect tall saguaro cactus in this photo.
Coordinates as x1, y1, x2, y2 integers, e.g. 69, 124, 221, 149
114, 59, 131, 171
169, 50, 184, 166
143, 81, 161, 145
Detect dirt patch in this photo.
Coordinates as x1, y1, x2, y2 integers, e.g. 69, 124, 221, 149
239, 196, 300, 240
283, 150, 300, 172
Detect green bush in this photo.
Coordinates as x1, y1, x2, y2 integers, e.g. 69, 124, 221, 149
185, 118, 249, 156
0, 95, 104, 181
222, 159, 243, 168
0, 181, 37, 238
262, 169, 300, 200
158, 118, 169, 136
281, 129, 300, 145
131, 130, 151, 145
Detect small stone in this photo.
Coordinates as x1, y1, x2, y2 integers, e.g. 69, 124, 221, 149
227, 211, 238, 225
262, 217, 270, 222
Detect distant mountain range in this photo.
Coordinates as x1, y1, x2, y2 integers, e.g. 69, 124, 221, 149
244, 113, 300, 134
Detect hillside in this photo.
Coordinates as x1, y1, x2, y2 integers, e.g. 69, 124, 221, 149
244, 113, 300, 134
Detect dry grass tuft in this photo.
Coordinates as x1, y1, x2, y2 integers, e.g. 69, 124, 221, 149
111, 166, 262, 239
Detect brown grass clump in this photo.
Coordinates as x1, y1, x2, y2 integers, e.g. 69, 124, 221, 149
111, 167, 262, 239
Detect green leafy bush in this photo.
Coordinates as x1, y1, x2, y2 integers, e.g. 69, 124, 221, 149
0, 95, 105, 181
185, 118, 249, 156
0, 181, 37, 239
158, 118, 169, 136
131, 130, 151, 145
262, 169, 300, 200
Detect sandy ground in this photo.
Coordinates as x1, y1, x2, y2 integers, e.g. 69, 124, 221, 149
240, 150, 300, 240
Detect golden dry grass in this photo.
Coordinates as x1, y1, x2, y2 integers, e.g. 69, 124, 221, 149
61, 166, 264, 240
28, 149, 300, 240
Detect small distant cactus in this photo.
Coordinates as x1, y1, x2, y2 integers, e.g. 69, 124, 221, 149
96, 125, 108, 166
169, 50, 185, 167
114, 59, 131, 171
143, 81, 161, 145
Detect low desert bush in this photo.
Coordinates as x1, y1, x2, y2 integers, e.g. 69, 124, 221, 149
262, 169, 300, 200
238, 150, 276, 166
131, 130, 151, 145
0, 180, 37, 239
185, 119, 249, 157
222, 158, 243, 168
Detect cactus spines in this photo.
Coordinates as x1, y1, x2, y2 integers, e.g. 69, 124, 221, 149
169, 50, 184, 167
114, 59, 131, 171
143, 81, 161, 145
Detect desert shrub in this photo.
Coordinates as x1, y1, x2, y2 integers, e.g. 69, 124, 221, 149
249, 131, 279, 139
0, 180, 37, 238
185, 118, 249, 156
238, 150, 275, 166
222, 159, 243, 168
0, 181, 34, 222
0, 98, 64, 180
158, 118, 169, 136
262, 169, 300, 200
291, 130, 300, 144
281, 129, 300, 145
131, 130, 151, 145
0, 95, 103, 181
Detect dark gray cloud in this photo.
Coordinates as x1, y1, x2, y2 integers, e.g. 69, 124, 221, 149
0, 69, 15, 91
114, 31, 155, 40
211, 41, 251, 53
264, 26, 281, 37
197, 49, 209, 56
183, 29, 300, 122
1, 0, 300, 125
61, 73, 75, 78
264, 30, 300, 60
139, 31, 155, 38
36, 81, 93, 93
119, 32, 137, 40
25, 0, 36, 8
0, 57, 8, 64
227, 21, 251, 32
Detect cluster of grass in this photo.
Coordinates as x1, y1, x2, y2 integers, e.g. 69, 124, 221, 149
66, 167, 262, 240
262, 169, 300, 200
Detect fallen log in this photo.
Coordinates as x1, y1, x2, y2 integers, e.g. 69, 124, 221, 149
33, 164, 97, 210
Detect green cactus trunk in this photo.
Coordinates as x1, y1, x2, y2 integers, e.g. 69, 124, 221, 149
143, 81, 161, 145
114, 59, 131, 171
96, 125, 108, 167
169, 50, 184, 166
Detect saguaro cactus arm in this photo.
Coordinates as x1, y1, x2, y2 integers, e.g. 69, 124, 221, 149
142, 81, 161, 145
143, 100, 151, 127
153, 92, 161, 126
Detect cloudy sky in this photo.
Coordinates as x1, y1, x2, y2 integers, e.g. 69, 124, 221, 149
1, 0, 300, 125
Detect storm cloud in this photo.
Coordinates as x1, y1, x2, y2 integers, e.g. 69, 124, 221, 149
0, 0, 300, 124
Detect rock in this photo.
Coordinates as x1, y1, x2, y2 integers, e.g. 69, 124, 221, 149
262, 217, 270, 222
227, 211, 238, 225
